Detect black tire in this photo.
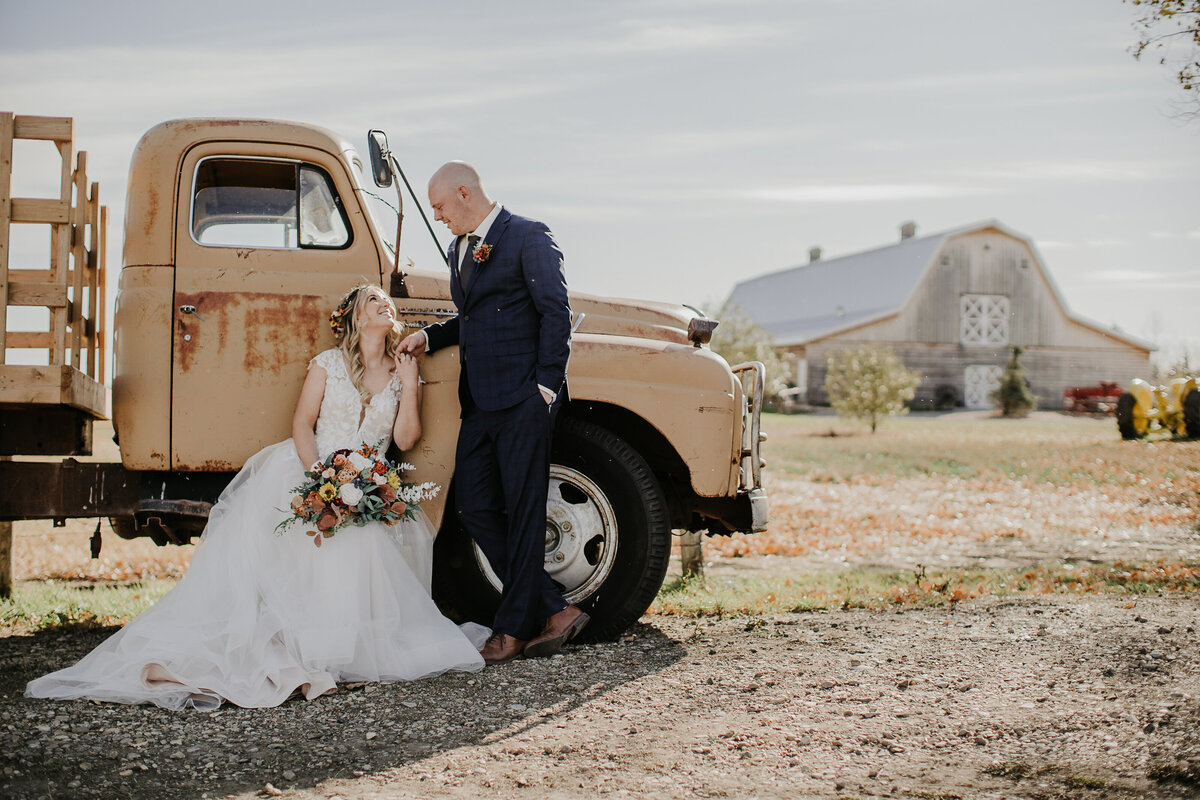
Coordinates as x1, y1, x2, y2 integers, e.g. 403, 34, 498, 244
432, 417, 672, 642
1184, 389, 1200, 439
109, 516, 139, 540
1116, 393, 1143, 440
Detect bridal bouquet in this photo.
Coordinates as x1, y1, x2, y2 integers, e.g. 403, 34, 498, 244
276, 442, 440, 546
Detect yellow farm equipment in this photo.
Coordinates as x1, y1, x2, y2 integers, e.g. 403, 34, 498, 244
1115, 377, 1200, 440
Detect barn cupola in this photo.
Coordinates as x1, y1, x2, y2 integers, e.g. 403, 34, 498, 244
900, 221, 917, 240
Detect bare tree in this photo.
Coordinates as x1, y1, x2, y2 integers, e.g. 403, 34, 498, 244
1125, 0, 1200, 120
705, 301, 788, 402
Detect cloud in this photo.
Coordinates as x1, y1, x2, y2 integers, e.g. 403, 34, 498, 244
743, 183, 980, 203
1091, 269, 1200, 286
966, 161, 1176, 183
1149, 229, 1200, 241
609, 19, 783, 53
816, 66, 1135, 95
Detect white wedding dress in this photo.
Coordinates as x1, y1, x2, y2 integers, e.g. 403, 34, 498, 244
26, 349, 485, 711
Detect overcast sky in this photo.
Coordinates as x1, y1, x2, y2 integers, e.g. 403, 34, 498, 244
2, 0, 1197, 366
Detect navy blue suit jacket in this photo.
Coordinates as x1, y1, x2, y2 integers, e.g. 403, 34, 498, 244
424, 208, 571, 412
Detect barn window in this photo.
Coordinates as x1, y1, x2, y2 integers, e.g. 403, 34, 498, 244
960, 294, 1009, 345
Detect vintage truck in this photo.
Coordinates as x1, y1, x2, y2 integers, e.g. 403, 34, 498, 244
0, 115, 768, 640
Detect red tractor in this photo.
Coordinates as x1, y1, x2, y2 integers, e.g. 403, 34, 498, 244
1062, 382, 1124, 414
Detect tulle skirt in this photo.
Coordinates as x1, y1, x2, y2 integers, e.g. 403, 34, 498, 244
26, 439, 485, 711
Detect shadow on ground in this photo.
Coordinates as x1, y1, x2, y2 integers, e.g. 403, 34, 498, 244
0, 621, 684, 799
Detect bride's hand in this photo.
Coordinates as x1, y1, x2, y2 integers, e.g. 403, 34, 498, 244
394, 350, 420, 385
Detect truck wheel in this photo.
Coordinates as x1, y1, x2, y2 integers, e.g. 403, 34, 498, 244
1184, 389, 1200, 439
1115, 393, 1143, 440
432, 418, 672, 642
109, 516, 138, 540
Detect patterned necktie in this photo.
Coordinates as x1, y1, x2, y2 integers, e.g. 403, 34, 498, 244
460, 234, 480, 290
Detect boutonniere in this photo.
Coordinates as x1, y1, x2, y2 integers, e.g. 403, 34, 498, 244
472, 242, 492, 263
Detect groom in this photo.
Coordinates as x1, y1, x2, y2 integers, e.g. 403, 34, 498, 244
398, 161, 588, 664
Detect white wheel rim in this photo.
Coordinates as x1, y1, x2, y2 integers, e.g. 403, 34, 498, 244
472, 464, 620, 604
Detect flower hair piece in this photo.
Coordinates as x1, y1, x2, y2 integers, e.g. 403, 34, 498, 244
472, 242, 492, 263
329, 288, 361, 338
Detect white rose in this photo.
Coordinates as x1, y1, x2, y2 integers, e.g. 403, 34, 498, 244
348, 452, 372, 472
339, 484, 364, 506
322, 467, 336, 480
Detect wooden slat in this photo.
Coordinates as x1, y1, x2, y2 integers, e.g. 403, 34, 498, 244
9, 198, 70, 224
70, 152, 87, 368
97, 206, 107, 380
5, 331, 52, 348
87, 182, 101, 377
49, 140, 71, 366
7, 281, 67, 306
0, 112, 12, 361
12, 115, 73, 143
8, 269, 55, 282
62, 365, 106, 414
0, 364, 106, 416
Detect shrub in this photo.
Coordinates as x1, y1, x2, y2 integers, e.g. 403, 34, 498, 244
823, 344, 919, 433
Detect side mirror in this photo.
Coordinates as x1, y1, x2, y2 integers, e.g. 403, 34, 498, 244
367, 130, 393, 188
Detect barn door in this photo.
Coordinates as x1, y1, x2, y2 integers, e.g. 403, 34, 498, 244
964, 365, 1002, 410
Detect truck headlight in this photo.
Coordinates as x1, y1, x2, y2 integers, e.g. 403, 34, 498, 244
688, 317, 718, 347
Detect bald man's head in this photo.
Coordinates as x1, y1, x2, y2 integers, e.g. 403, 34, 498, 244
428, 161, 494, 236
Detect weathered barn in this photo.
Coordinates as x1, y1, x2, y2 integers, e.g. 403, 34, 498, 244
727, 221, 1152, 409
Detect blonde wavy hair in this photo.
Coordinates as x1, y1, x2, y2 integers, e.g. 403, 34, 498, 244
331, 284, 403, 400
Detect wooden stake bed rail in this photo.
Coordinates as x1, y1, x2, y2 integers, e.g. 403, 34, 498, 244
0, 112, 108, 420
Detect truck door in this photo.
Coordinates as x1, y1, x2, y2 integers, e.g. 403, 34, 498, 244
172, 144, 384, 470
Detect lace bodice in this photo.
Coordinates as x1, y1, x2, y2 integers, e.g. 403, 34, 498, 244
310, 349, 403, 455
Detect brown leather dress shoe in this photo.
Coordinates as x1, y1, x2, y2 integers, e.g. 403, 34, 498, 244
523, 605, 590, 658
480, 633, 527, 665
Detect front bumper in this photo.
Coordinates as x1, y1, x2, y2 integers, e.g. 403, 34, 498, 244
730, 361, 769, 532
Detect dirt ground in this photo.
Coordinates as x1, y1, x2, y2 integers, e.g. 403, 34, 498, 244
2, 414, 1198, 799
2, 595, 1198, 800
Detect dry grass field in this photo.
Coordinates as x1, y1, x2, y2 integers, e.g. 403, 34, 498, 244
710, 410, 1198, 566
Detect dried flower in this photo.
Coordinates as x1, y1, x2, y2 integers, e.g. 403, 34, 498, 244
275, 441, 441, 543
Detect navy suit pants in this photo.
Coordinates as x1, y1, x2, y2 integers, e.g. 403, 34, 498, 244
454, 381, 567, 640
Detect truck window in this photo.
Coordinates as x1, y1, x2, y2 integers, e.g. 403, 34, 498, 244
191, 158, 350, 249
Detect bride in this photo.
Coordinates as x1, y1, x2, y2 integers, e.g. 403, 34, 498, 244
26, 284, 486, 711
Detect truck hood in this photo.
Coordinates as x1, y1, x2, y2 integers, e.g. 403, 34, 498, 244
401, 271, 702, 345
570, 291, 700, 345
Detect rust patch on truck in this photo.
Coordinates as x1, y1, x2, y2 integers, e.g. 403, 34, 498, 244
174, 291, 324, 376
244, 296, 323, 374
174, 292, 238, 372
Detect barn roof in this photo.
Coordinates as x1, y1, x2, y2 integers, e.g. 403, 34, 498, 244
726, 220, 1153, 351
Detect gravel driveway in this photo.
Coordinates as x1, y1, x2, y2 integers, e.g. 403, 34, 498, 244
3, 593, 1197, 800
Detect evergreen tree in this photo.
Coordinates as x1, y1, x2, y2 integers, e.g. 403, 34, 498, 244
991, 346, 1037, 417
